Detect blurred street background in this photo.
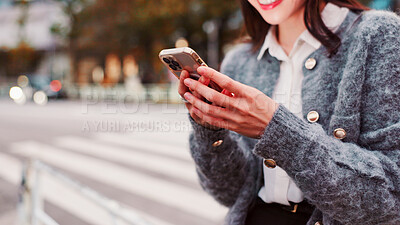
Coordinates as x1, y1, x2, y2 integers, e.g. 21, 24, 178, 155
0, 99, 228, 225
0, 0, 399, 224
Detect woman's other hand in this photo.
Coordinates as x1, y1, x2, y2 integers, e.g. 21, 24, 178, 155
182, 66, 279, 139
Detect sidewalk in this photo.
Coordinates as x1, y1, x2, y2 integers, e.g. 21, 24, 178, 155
0, 210, 16, 225
0, 172, 18, 225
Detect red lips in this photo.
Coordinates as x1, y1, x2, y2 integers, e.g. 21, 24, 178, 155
258, 0, 283, 10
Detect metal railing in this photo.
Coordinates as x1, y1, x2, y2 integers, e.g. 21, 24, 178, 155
18, 160, 154, 225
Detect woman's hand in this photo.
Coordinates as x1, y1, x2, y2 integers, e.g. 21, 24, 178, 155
181, 66, 279, 139
178, 70, 221, 130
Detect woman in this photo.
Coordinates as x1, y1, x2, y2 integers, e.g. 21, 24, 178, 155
178, 0, 400, 224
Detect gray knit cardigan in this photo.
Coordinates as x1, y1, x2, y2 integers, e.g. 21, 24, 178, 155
188, 9, 400, 225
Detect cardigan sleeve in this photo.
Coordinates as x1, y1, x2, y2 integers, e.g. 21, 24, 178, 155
253, 11, 400, 224
188, 44, 260, 207
188, 117, 260, 207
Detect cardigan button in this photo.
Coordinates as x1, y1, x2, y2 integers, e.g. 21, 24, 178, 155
212, 140, 223, 147
305, 58, 317, 70
264, 159, 277, 168
314, 222, 322, 225
333, 128, 347, 139
307, 111, 319, 123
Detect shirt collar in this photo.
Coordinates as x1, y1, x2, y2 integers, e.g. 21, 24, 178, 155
257, 3, 349, 61
257, 26, 288, 61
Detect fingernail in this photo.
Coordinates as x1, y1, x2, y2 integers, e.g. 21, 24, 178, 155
184, 78, 192, 86
197, 67, 205, 74
184, 92, 191, 100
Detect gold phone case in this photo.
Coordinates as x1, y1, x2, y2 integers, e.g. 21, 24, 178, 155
159, 47, 222, 92
159, 47, 207, 80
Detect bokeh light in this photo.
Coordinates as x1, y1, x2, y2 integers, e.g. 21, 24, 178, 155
123, 55, 138, 77
9, 86, 24, 100
105, 54, 121, 84
50, 80, 62, 92
175, 38, 189, 48
92, 66, 104, 83
33, 91, 48, 105
17, 75, 29, 88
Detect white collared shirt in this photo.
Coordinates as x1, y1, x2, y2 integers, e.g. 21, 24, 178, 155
257, 3, 349, 206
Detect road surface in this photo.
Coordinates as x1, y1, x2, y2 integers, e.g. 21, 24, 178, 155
0, 98, 227, 225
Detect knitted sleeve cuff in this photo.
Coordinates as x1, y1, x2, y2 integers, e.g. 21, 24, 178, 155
188, 114, 232, 153
254, 104, 323, 170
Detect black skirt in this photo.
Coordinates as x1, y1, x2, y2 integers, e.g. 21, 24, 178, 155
245, 197, 314, 225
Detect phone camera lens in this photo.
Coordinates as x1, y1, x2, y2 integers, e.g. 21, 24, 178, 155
169, 64, 178, 70
171, 60, 180, 67
163, 58, 171, 64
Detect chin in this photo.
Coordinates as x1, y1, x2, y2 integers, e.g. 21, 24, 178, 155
260, 15, 285, 25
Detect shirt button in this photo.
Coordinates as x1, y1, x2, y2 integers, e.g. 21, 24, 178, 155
305, 58, 317, 70
307, 111, 319, 123
212, 140, 223, 147
264, 159, 277, 168
333, 128, 347, 139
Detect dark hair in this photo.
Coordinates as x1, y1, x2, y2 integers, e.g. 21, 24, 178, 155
239, 0, 369, 56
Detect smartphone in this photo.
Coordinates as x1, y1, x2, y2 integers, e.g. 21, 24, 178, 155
159, 47, 223, 92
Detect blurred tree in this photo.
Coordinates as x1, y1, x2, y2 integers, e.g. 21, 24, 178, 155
1, 0, 41, 79
54, 0, 241, 84
51, 0, 91, 84
6, 42, 40, 78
